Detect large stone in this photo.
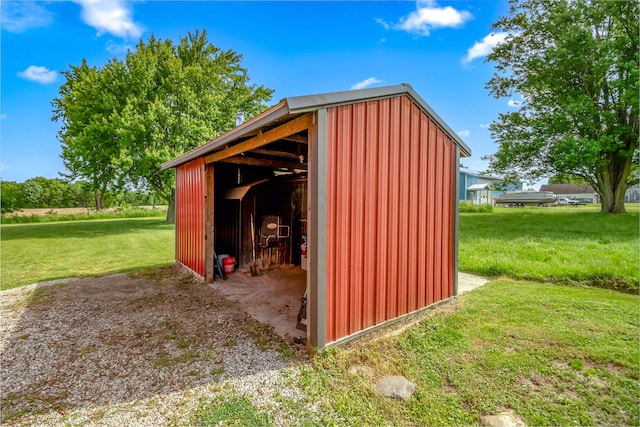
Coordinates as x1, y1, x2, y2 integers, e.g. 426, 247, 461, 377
482, 411, 527, 427
375, 375, 416, 401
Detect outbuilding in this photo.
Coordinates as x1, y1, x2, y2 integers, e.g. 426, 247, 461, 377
161, 83, 471, 351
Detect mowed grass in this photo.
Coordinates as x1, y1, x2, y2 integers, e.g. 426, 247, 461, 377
299, 280, 640, 426
0, 217, 174, 290
459, 205, 640, 291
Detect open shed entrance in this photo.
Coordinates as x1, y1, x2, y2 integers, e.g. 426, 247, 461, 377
208, 124, 309, 341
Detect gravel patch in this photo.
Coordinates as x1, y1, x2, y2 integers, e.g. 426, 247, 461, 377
0, 265, 317, 426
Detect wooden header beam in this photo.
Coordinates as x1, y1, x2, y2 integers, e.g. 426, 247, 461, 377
204, 113, 313, 164
219, 155, 307, 171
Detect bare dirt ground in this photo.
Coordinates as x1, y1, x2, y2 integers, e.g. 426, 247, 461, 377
0, 265, 313, 426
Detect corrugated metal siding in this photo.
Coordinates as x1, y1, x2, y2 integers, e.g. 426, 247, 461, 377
175, 157, 205, 277
325, 96, 456, 344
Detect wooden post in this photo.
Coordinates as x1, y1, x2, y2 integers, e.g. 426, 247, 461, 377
205, 163, 215, 282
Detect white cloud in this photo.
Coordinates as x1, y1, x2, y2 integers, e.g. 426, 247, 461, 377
1, 2, 54, 33
480, 123, 489, 128
508, 99, 522, 107
375, 17, 391, 30
458, 130, 471, 138
351, 78, 382, 90
393, 0, 472, 36
74, 0, 144, 39
18, 66, 58, 84
0, 114, 7, 120
106, 40, 133, 54
463, 32, 509, 63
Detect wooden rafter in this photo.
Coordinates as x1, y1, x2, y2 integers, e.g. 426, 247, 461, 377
219, 155, 307, 170
204, 113, 313, 164
251, 149, 303, 160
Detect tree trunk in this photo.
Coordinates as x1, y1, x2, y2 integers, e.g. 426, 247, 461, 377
598, 163, 628, 214
94, 188, 103, 211
165, 188, 176, 223
600, 185, 627, 214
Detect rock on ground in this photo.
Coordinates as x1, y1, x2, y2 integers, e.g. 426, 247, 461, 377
375, 375, 416, 401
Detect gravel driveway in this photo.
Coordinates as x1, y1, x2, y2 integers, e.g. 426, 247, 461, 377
0, 265, 316, 426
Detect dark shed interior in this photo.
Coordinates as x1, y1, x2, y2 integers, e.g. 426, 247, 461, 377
214, 166, 308, 271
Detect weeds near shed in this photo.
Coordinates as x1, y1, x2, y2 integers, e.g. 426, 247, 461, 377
192, 394, 274, 427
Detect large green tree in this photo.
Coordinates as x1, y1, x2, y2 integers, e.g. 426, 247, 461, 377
485, 0, 639, 213
53, 59, 123, 210
54, 29, 273, 220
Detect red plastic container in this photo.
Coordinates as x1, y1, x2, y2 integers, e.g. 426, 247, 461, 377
222, 257, 235, 274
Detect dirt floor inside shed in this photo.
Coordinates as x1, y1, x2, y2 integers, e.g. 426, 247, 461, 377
209, 266, 307, 341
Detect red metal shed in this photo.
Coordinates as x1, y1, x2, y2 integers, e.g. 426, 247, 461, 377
161, 83, 471, 351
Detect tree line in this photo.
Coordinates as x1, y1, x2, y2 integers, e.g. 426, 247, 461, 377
0, 177, 159, 214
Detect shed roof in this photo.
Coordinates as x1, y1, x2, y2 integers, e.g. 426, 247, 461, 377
161, 83, 471, 170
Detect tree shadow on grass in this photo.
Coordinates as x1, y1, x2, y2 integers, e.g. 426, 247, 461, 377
0, 218, 174, 241
0, 265, 303, 424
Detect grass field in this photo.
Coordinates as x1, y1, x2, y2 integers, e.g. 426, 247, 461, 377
1, 206, 638, 425
1, 204, 638, 291
298, 280, 639, 426
460, 205, 640, 292
0, 217, 175, 290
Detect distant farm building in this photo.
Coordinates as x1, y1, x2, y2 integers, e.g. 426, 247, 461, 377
539, 184, 599, 204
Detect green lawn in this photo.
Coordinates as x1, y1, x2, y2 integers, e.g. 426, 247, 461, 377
1, 205, 638, 426
459, 205, 640, 292
0, 217, 175, 290
298, 280, 640, 426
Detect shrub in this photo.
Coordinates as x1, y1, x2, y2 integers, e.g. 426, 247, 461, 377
459, 202, 493, 213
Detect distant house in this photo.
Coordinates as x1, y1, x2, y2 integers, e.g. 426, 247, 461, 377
459, 169, 522, 205
539, 183, 599, 204
625, 183, 640, 203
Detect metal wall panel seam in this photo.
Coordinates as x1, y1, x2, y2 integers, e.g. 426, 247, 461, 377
434, 128, 445, 302
417, 113, 429, 308
375, 98, 390, 325
386, 96, 401, 321
426, 120, 437, 306
408, 102, 421, 313
397, 97, 410, 317
362, 100, 379, 329
336, 105, 352, 339
349, 102, 366, 334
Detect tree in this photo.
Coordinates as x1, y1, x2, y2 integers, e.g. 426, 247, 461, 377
0, 180, 25, 213
22, 179, 44, 208
53, 60, 125, 210
54, 29, 273, 221
484, 0, 639, 213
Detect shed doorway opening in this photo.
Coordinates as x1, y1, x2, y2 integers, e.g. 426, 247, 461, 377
208, 131, 309, 342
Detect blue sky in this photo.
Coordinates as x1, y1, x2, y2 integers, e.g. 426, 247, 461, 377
1, 0, 528, 185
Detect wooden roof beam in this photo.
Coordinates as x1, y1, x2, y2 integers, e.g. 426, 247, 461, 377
251, 148, 303, 160
204, 113, 313, 164
218, 155, 307, 170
